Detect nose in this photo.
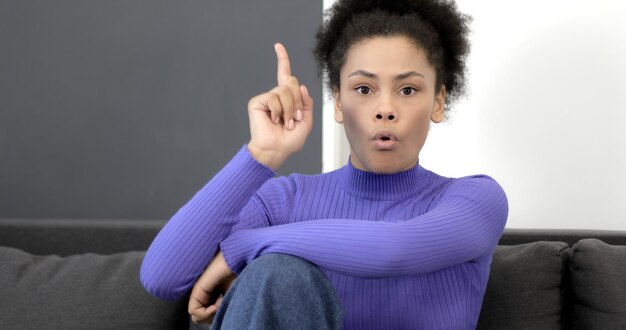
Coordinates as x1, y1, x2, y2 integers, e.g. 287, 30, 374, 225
374, 93, 398, 121
376, 112, 396, 121
375, 104, 398, 121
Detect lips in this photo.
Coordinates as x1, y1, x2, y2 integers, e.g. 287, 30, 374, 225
373, 130, 398, 141
372, 130, 398, 150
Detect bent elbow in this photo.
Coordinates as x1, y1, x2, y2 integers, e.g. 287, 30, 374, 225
139, 256, 190, 301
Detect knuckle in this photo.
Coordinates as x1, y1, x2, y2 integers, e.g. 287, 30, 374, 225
277, 85, 290, 95
270, 102, 282, 114
267, 93, 279, 105
295, 96, 304, 108
282, 104, 293, 115
247, 97, 256, 108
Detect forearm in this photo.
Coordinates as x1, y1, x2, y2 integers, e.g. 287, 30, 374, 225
140, 146, 274, 300
221, 176, 508, 278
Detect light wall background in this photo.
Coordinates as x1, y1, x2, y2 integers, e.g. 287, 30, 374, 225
322, 0, 626, 230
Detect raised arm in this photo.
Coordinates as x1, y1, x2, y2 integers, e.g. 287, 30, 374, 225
140, 43, 314, 301
220, 175, 508, 278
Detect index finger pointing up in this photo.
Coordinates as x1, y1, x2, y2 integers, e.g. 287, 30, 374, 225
275, 43, 292, 86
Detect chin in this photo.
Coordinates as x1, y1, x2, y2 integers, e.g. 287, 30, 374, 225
350, 150, 417, 174
366, 158, 409, 174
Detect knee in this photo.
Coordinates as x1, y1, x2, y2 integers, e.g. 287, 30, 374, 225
250, 253, 314, 270
243, 253, 325, 291
216, 254, 344, 329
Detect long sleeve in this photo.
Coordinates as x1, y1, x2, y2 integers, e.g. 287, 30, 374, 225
220, 175, 508, 278
140, 146, 275, 301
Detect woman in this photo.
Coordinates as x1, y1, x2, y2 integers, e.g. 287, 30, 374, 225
141, 0, 508, 329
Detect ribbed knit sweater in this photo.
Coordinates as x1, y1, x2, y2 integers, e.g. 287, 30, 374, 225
141, 145, 508, 329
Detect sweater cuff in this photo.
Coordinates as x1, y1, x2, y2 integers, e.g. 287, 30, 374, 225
236, 144, 277, 178
220, 230, 257, 275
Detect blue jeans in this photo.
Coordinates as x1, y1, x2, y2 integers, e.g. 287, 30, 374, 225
193, 253, 344, 330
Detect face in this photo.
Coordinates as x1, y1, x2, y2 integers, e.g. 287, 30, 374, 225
334, 35, 445, 174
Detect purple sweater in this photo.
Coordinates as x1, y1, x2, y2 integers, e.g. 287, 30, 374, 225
141, 145, 508, 329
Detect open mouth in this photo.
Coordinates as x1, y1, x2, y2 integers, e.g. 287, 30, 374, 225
372, 130, 398, 150
373, 130, 398, 142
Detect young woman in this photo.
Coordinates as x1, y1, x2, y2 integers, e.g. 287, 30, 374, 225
141, 0, 508, 329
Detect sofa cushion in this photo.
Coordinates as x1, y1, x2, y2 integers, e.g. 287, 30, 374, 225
570, 239, 626, 329
477, 241, 569, 330
0, 246, 188, 329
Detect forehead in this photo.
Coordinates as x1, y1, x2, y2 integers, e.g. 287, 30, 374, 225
341, 36, 436, 81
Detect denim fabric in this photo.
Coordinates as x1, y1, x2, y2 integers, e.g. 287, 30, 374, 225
204, 253, 344, 330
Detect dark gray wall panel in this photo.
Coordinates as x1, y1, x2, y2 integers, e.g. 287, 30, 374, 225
0, 1, 323, 219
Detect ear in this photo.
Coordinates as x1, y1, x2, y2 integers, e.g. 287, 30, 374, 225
431, 85, 446, 123
333, 88, 344, 124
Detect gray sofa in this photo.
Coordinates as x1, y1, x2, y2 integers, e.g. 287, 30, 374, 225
1, 218, 625, 329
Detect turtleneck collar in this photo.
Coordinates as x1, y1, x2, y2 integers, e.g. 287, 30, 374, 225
337, 157, 431, 200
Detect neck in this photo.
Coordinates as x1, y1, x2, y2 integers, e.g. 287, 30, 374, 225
337, 158, 431, 200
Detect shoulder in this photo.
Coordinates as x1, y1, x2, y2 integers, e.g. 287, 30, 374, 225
426, 169, 508, 215
252, 171, 336, 225
444, 174, 509, 224
255, 170, 337, 201
448, 174, 508, 201
423, 166, 506, 199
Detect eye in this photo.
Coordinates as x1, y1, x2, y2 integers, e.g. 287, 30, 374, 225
355, 86, 372, 95
400, 87, 417, 96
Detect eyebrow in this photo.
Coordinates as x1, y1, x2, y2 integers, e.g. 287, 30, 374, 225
348, 69, 424, 80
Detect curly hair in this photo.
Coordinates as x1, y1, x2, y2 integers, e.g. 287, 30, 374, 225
313, 0, 471, 110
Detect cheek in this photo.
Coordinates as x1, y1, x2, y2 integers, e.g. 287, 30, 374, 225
417, 111, 432, 129
339, 101, 361, 129
339, 104, 370, 145
412, 114, 433, 145
402, 107, 432, 140
340, 91, 371, 116
341, 106, 357, 125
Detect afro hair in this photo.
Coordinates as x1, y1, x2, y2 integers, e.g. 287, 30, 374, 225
313, 0, 472, 111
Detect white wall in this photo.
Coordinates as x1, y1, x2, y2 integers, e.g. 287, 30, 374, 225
322, 0, 626, 230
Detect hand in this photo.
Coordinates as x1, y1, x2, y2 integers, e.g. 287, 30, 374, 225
188, 251, 237, 324
247, 43, 314, 170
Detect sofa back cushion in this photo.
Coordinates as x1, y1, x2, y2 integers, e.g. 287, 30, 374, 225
477, 241, 569, 330
570, 239, 626, 329
0, 246, 188, 329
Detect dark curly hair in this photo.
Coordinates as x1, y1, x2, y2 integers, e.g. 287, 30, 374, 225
313, 0, 471, 111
